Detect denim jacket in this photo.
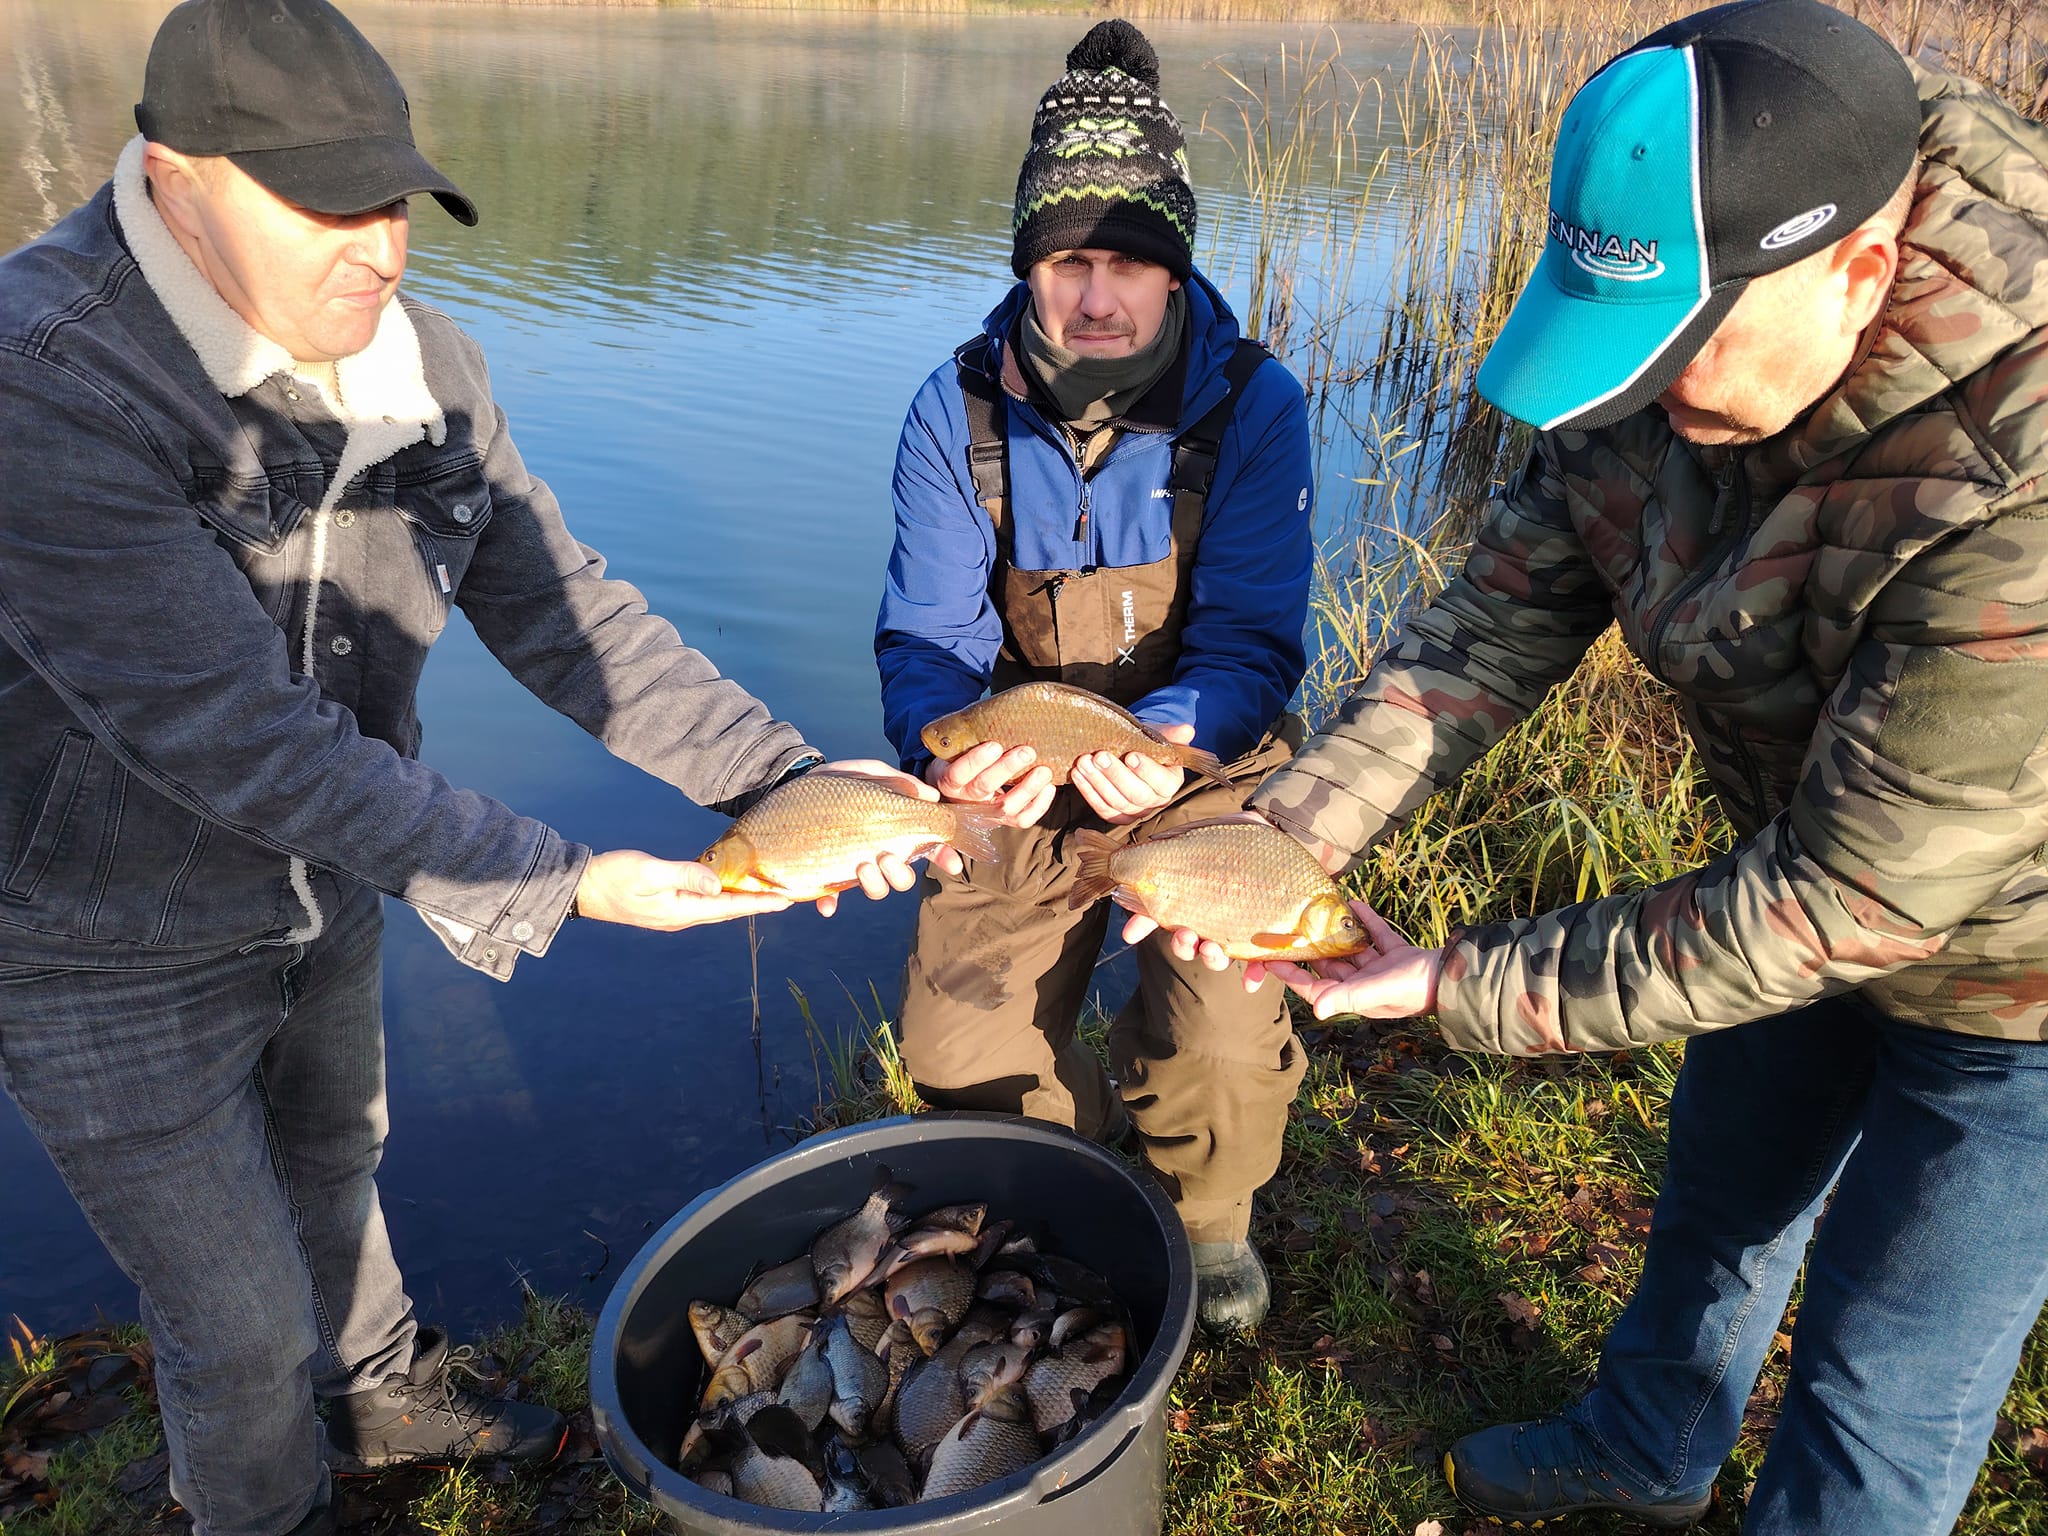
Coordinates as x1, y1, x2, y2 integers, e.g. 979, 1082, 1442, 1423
0, 139, 812, 979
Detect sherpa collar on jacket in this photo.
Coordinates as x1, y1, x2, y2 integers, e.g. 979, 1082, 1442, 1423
109, 134, 447, 514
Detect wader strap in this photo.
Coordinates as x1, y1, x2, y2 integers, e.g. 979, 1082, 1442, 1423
954, 336, 1009, 533
1166, 339, 1271, 544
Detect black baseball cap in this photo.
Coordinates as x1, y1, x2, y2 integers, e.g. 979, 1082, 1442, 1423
1476, 0, 1919, 431
136, 0, 477, 226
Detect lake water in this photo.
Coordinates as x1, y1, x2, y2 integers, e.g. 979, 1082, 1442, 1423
0, 0, 1422, 1334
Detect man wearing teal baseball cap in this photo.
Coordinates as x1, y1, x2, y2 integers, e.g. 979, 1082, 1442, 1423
1183, 0, 2048, 1527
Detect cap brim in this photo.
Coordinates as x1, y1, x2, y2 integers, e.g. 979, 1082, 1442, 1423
1477, 265, 1743, 432
228, 135, 478, 227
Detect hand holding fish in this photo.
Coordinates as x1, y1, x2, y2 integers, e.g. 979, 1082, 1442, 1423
806, 761, 966, 915
575, 850, 795, 930
1262, 900, 1445, 1022
1069, 723, 1193, 826
1118, 811, 1353, 985
924, 742, 1058, 831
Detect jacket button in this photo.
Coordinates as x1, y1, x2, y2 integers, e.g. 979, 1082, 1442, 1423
512, 920, 534, 942
333, 509, 356, 528
330, 635, 353, 656
483, 947, 500, 965
452, 504, 474, 525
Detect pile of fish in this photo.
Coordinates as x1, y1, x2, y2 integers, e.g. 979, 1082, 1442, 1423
677, 1171, 1132, 1512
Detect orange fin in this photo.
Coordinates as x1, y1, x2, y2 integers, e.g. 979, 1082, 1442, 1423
1067, 829, 1122, 911
1250, 932, 1308, 953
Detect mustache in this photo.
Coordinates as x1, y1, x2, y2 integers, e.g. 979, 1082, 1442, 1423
1066, 321, 1136, 340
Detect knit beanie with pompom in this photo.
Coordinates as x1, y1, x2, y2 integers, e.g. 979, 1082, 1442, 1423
1010, 20, 1195, 279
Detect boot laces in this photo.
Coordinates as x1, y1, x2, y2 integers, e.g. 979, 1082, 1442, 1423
406, 1343, 495, 1427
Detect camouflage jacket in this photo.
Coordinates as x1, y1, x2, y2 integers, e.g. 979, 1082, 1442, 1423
1251, 69, 2048, 1055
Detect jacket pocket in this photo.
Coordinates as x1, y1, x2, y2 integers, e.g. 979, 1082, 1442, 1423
395, 460, 493, 626
3, 730, 91, 903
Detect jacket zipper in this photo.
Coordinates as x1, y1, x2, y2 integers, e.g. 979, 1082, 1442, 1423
1648, 456, 1748, 680
1655, 454, 1773, 825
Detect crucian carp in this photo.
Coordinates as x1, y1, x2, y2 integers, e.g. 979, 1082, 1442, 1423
919, 681, 1233, 788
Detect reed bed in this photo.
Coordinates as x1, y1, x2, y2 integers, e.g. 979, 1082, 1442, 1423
7, 5, 2046, 1534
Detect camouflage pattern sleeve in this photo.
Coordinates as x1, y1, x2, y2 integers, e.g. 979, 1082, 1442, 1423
1249, 435, 1613, 862
1437, 489, 2048, 1056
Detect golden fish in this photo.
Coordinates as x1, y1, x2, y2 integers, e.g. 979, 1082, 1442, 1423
1067, 818, 1370, 961
920, 682, 1232, 788
700, 773, 1001, 901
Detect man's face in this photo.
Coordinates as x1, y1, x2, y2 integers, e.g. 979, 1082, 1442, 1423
149, 149, 408, 362
1656, 246, 1875, 447
1027, 249, 1181, 356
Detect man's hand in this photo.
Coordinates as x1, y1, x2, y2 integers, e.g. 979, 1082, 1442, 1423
575, 850, 792, 930
1072, 722, 1192, 826
1263, 900, 1444, 1022
925, 741, 1057, 830
787, 759, 963, 916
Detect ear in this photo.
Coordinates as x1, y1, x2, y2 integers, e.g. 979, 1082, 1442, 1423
1831, 220, 1900, 339
142, 143, 208, 238
1169, 275, 1182, 291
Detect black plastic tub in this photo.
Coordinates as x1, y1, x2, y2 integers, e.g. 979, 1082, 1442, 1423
591, 1112, 1195, 1534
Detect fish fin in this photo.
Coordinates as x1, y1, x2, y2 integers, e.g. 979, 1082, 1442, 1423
1251, 932, 1308, 953
1171, 741, 1237, 788
1067, 829, 1122, 911
746, 1403, 821, 1471
944, 804, 1005, 867
867, 1163, 914, 1209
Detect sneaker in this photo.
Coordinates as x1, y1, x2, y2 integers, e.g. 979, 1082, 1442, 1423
323, 1327, 566, 1473
1444, 1413, 1713, 1529
1191, 1240, 1271, 1332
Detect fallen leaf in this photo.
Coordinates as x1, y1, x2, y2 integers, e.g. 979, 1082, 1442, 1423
1415, 1521, 1445, 1535
1498, 1292, 1541, 1328
0, 1449, 47, 1481
1168, 1408, 1193, 1433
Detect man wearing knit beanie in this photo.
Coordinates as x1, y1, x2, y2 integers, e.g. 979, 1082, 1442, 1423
876, 20, 1317, 1332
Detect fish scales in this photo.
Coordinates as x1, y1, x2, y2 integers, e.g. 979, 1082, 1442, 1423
920, 682, 1231, 787
1070, 819, 1370, 960
920, 1383, 1039, 1501
702, 773, 1000, 900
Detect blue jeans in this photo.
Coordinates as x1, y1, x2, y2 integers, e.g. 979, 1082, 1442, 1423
1577, 997, 2048, 1534
0, 884, 414, 1536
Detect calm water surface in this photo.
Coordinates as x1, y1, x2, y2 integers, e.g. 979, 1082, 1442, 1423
0, 0, 1417, 1333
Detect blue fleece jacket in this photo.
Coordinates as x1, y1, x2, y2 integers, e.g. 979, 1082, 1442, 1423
876, 272, 1314, 774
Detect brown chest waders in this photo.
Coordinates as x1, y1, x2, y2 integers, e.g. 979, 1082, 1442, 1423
894, 334, 1308, 1245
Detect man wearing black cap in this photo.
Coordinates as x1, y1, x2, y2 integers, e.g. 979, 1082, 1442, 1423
0, 3, 933, 1532
1194, 0, 2048, 1528
874, 21, 1316, 1332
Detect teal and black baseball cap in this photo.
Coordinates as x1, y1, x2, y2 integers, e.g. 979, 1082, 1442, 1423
1476, 0, 1919, 432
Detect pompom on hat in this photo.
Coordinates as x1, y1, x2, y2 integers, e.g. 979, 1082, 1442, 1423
1010, 20, 1196, 279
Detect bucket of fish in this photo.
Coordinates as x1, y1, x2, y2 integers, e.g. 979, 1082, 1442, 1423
591, 1112, 1195, 1535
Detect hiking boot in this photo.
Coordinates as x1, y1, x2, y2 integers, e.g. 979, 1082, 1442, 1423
284, 1500, 337, 1536
323, 1327, 566, 1473
1444, 1412, 1713, 1529
1192, 1240, 1271, 1332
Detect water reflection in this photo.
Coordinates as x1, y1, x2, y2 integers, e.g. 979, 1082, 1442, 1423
0, 0, 1420, 1333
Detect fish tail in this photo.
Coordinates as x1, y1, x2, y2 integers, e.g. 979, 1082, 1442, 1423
1173, 742, 1236, 788
944, 805, 1005, 867
1067, 830, 1121, 911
